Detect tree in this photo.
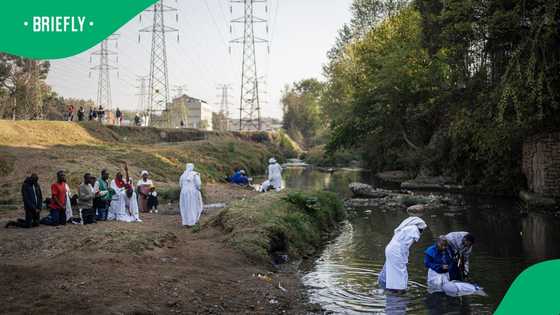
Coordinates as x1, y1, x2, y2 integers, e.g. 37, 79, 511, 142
281, 79, 325, 147
0, 54, 50, 120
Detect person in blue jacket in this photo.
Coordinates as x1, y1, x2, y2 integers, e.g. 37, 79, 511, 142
228, 169, 250, 186
424, 236, 452, 292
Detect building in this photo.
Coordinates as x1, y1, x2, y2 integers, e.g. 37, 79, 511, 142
171, 95, 214, 130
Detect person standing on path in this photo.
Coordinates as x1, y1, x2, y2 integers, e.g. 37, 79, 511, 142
179, 163, 203, 227
378, 217, 427, 292
267, 158, 283, 191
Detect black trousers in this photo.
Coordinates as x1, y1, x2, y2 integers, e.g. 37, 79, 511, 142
12, 208, 40, 228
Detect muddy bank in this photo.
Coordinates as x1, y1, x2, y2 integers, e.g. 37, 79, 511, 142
0, 184, 320, 315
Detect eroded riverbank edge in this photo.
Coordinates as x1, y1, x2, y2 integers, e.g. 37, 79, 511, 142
0, 183, 345, 314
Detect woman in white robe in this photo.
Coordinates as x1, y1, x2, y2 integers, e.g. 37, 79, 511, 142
378, 217, 427, 291
108, 175, 141, 222
267, 158, 283, 191
179, 163, 203, 227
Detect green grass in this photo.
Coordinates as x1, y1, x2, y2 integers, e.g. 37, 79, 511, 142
213, 190, 345, 263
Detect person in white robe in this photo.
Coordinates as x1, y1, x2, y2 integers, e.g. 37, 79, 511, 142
378, 216, 427, 291
108, 172, 141, 222
267, 157, 283, 192
179, 163, 203, 227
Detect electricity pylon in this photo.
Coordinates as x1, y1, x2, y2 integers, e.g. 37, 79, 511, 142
230, 0, 269, 131
90, 35, 119, 112
216, 84, 232, 131
139, 0, 179, 127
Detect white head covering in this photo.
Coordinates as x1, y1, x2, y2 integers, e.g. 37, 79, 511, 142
394, 216, 427, 234
269, 157, 277, 164
183, 163, 195, 181
141, 170, 149, 176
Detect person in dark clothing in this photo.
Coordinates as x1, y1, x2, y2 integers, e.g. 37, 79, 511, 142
147, 185, 159, 213
5, 174, 43, 228
115, 108, 122, 126
77, 106, 85, 121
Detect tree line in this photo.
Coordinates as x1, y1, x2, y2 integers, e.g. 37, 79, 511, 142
282, 0, 559, 193
0, 53, 95, 120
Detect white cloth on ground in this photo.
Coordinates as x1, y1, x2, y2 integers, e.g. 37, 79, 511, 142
379, 217, 427, 290
179, 163, 203, 226
267, 162, 283, 191
259, 180, 271, 192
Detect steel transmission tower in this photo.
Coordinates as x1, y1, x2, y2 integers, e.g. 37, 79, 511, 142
230, 0, 269, 131
139, 0, 179, 127
90, 36, 119, 111
216, 84, 232, 131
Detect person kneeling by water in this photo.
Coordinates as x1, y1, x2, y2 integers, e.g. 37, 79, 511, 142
424, 236, 452, 293
228, 169, 251, 186
445, 232, 475, 281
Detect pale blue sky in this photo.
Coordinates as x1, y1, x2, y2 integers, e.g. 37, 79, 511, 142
46, 0, 353, 119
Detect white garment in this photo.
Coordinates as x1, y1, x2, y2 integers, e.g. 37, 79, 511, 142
136, 178, 153, 187
442, 281, 487, 297
259, 180, 271, 192
179, 164, 203, 226
379, 217, 427, 290
65, 184, 73, 220
267, 162, 283, 191
108, 180, 141, 222
427, 269, 450, 293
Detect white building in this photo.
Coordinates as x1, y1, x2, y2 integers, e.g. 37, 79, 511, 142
172, 95, 213, 130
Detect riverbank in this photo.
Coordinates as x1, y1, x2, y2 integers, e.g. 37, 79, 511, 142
0, 184, 344, 314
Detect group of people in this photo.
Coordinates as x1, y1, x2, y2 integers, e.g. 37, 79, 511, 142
225, 158, 284, 193
379, 217, 475, 294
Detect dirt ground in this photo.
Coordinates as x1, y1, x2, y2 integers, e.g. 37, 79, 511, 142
0, 184, 316, 315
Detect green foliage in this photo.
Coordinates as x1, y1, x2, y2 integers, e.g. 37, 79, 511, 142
281, 78, 326, 148
216, 191, 345, 263
314, 0, 560, 194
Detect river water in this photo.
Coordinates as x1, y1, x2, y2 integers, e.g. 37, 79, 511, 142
282, 167, 560, 314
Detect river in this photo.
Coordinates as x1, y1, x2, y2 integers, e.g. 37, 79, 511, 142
281, 167, 560, 314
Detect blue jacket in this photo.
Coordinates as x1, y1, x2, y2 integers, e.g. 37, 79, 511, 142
229, 171, 249, 185
424, 244, 452, 273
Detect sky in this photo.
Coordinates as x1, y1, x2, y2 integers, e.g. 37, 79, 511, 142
46, 0, 353, 119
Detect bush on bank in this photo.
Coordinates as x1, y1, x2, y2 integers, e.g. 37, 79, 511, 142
213, 190, 345, 263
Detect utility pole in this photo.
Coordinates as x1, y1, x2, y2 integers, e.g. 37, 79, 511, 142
135, 75, 149, 125
139, 0, 179, 127
230, 0, 269, 131
90, 36, 119, 114
216, 84, 232, 131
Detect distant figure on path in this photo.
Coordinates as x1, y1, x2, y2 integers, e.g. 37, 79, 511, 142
68, 105, 75, 121
134, 113, 141, 126
445, 232, 475, 281
378, 217, 427, 292
115, 108, 122, 126
77, 106, 85, 121
5, 174, 42, 228
179, 163, 203, 227
424, 236, 452, 293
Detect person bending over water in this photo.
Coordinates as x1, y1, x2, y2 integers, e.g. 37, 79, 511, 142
445, 232, 475, 281
379, 217, 427, 292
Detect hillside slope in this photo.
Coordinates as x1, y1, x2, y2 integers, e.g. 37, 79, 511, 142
0, 120, 299, 207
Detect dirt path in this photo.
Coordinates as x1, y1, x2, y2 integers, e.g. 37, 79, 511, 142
0, 184, 312, 314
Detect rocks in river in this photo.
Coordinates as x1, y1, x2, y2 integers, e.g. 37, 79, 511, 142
348, 182, 389, 198
376, 170, 413, 184
406, 204, 427, 215
401, 176, 464, 191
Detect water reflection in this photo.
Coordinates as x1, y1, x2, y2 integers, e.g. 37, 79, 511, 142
285, 168, 560, 314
